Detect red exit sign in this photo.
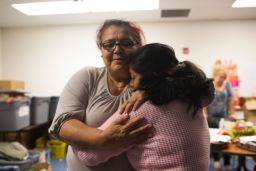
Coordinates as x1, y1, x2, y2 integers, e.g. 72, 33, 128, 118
182, 47, 189, 55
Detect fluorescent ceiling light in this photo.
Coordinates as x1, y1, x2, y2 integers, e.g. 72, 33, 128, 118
87, 0, 159, 12
232, 0, 256, 8
12, 0, 159, 16
12, 1, 88, 16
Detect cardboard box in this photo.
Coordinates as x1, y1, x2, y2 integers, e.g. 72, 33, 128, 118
245, 99, 256, 110
244, 110, 256, 123
0, 80, 25, 90
31, 162, 52, 171
241, 97, 256, 123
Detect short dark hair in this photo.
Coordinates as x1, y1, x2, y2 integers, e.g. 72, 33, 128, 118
96, 19, 145, 48
130, 43, 213, 117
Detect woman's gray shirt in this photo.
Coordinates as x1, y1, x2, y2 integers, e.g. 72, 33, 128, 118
49, 67, 134, 171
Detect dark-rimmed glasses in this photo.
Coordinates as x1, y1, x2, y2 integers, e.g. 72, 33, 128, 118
100, 39, 136, 51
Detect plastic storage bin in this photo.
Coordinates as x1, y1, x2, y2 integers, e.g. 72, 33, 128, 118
48, 96, 59, 121
30, 97, 50, 125
0, 151, 40, 171
0, 99, 30, 131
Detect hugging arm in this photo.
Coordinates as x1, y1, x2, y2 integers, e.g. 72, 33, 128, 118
72, 111, 149, 166
49, 69, 151, 150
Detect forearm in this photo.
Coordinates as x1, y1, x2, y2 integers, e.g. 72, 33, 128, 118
228, 97, 235, 117
59, 119, 104, 149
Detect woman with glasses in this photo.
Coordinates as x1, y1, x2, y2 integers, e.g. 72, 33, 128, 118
49, 19, 153, 171
72, 43, 214, 170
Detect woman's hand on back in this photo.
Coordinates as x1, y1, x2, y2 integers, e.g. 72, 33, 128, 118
98, 115, 153, 149
119, 90, 146, 114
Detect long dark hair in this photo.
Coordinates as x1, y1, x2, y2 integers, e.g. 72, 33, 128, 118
130, 43, 213, 117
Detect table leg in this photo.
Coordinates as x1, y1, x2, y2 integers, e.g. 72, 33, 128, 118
236, 156, 249, 171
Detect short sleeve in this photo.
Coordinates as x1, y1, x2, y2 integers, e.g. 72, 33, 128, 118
49, 68, 91, 139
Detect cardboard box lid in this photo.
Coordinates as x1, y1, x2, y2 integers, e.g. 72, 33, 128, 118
0, 80, 25, 90
245, 99, 256, 110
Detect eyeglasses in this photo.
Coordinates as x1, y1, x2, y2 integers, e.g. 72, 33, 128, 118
100, 39, 136, 51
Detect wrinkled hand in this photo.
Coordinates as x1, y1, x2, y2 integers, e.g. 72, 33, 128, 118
98, 115, 153, 149
119, 90, 146, 114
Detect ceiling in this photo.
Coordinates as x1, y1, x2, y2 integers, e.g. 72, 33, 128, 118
0, 0, 256, 28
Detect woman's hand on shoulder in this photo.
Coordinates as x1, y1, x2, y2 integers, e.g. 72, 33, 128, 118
98, 114, 153, 149
119, 90, 146, 114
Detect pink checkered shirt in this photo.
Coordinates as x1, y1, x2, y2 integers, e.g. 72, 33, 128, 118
73, 100, 210, 171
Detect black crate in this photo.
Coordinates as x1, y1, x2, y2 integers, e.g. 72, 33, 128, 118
48, 96, 59, 121
30, 97, 50, 125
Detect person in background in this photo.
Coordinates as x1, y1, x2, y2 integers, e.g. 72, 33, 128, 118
48, 19, 153, 171
72, 43, 214, 170
205, 66, 236, 171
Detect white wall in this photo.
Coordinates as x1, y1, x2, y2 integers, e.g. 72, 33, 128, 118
2, 24, 103, 95
141, 20, 256, 97
2, 20, 256, 96
0, 29, 2, 79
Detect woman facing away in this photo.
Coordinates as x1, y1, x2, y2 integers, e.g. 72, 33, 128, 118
73, 43, 214, 171
206, 66, 236, 171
